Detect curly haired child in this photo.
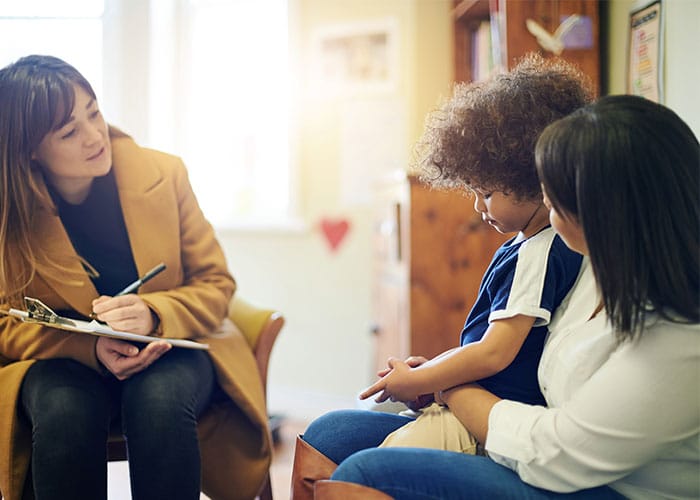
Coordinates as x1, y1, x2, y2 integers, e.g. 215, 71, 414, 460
359, 53, 594, 453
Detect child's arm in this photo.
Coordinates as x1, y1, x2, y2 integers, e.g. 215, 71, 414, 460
360, 314, 535, 403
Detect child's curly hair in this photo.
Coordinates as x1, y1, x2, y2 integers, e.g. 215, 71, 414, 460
415, 53, 593, 200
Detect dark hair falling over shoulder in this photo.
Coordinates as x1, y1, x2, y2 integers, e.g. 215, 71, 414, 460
536, 94, 700, 338
0, 55, 99, 304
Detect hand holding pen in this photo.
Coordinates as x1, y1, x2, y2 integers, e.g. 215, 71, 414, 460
91, 263, 166, 334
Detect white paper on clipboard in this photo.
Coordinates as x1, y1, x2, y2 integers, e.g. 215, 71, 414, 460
3, 297, 209, 350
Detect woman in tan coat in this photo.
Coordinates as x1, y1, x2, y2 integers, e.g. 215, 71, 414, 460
0, 55, 270, 500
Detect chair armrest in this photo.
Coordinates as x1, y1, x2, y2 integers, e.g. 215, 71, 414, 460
228, 295, 284, 392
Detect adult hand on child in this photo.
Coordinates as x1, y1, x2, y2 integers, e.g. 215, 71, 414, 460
405, 393, 435, 411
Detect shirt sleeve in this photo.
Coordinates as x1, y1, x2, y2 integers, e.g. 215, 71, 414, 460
485, 321, 700, 493
489, 232, 581, 327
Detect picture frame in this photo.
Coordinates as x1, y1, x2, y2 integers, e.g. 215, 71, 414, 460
311, 18, 398, 97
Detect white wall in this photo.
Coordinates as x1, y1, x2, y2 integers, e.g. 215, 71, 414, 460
661, 0, 700, 136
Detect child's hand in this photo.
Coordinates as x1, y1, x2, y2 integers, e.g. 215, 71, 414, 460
360, 357, 423, 403
376, 355, 429, 378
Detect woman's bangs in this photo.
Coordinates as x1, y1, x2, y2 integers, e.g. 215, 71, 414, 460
46, 77, 76, 131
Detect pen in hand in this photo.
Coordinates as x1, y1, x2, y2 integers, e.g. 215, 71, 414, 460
89, 263, 166, 321
116, 263, 167, 296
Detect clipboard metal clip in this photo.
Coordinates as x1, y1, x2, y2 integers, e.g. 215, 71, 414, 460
24, 297, 66, 325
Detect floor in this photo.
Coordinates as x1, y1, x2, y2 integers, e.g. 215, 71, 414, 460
268, 416, 309, 499
106, 416, 310, 500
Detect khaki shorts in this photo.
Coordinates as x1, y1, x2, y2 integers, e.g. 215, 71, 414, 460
378, 402, 482, 454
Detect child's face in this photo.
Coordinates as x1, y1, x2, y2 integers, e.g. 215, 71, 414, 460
542, 190, 588, 255
470, 189, 544, 236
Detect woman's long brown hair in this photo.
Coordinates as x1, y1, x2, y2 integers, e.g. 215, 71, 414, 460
0, 55, 99, 305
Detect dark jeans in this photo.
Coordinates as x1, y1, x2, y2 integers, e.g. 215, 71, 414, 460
20, 348, 215, 500
304, 409, 627, 500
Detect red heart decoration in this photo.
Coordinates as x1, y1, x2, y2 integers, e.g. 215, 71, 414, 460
320, 218, 350, 252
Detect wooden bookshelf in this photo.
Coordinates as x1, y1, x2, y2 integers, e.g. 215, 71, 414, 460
454, 0, 492, 82
454, 0, 600, 93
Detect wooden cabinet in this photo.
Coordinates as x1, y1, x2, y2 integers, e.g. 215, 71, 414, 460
454, 0, 600, 93
371, 174, 508, 373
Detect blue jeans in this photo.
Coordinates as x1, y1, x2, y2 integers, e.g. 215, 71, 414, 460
303, 409, 626, 500
20, 348, 215, 500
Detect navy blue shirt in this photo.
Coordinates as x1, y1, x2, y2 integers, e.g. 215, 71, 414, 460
460, 227, 583, 406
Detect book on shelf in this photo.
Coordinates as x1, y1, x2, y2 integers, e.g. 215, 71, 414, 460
471, 20, 494, 81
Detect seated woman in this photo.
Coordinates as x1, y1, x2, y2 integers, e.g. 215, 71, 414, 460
293, 95, 699, 499
0, 55, 270, 500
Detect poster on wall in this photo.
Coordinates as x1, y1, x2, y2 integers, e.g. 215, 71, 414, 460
627, 0, 663, 103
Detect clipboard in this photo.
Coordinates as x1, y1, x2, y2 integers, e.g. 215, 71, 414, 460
3, 297, 209, 350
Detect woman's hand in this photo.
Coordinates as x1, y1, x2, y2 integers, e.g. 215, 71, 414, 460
405, 393, 435, 412
92, 294, 157, 335
96, 336, 171, 380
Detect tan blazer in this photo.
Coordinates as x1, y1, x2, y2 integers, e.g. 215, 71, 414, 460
0, 132, 271, 500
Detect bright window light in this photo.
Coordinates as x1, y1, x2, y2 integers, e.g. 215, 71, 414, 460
176, 0, 292, 228
0, 1, 103, 98
0, 0, 103, 18
1, 0, 293, 229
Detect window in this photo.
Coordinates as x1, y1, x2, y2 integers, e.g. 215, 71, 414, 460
187, 0, 292, 228
0, 0, 104, 98
1, 0, 295, 230
150, 0, 294, 229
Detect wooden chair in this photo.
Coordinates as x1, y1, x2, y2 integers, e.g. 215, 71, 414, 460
107, 294, 284, 500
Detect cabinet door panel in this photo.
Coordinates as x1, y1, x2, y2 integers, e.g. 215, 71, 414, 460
372, 178, 410, 374
372, 271, 409, 374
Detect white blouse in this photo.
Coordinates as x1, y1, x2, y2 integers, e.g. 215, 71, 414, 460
486, 259, 700, 499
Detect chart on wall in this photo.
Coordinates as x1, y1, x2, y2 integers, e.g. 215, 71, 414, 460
627, 0, 663, 103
